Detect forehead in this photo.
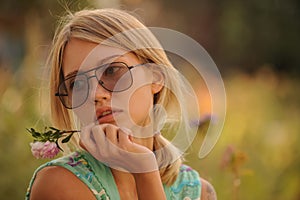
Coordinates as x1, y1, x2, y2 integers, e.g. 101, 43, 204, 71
62, 38, 131, 75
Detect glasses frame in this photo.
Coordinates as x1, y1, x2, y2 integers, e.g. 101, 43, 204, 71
55, 61, 145, 109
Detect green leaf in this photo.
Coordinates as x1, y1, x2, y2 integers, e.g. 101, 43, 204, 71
44, 130, 52, 136
27, 126, 79, 148
50, 131, 59, 138
49, 127, 59, 131
34, 132, 41, 138
56, 140, 64, 152
26, 128, 41, 138
61, 133, 74, 143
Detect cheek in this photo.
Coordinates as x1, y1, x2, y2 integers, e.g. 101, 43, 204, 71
128, 85, 153, 125
73, 103, 96, 125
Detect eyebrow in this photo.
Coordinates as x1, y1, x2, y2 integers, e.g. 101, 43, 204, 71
64, 54, 124, 79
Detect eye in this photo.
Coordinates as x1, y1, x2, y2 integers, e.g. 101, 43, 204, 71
67, 77, 87, 92
103, 65, 122, 76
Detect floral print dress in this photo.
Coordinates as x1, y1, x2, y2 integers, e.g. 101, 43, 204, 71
26, 151, 201, 200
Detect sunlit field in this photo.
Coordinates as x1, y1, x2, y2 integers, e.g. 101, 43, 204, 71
1, 1, 299, 199
186, 69, 300, 200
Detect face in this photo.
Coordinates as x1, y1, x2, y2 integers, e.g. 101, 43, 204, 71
61, 38, 162, 137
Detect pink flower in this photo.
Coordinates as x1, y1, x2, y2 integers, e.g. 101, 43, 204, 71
30, 141, 60, 159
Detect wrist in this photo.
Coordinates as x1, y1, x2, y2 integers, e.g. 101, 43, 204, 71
125, 151, 158, 173
133, 169, 160, 178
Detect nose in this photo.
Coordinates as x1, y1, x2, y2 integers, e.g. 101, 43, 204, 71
88, 78, 111, 104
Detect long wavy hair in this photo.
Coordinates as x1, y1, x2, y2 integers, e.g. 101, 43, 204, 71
48, 8, 192, 185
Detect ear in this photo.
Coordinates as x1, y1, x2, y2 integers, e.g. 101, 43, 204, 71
151, 70, 164, 94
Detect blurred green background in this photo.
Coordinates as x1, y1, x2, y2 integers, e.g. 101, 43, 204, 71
0, 0, 299, 199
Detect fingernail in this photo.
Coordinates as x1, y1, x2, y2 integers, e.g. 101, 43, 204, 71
120, 127, 132, 135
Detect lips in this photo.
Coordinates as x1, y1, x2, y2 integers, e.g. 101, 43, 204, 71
96, 106, 122, 124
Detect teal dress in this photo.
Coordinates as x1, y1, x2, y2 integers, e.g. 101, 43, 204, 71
26, 151, 201, 200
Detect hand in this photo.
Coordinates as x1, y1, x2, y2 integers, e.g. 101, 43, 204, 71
80, 123, 158, 173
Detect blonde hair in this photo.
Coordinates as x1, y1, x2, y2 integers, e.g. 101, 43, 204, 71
48, 8, 189, 185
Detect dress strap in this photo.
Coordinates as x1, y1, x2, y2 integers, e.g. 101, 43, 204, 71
169, 164, 201, 199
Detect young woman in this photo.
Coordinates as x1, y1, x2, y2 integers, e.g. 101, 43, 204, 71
26, 8, 217, 200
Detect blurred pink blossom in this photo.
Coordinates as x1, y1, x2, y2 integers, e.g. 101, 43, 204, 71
30, 141, 60, 159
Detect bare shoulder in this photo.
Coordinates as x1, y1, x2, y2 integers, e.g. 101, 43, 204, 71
30, 166, 95, 200
200, 178, 217, 200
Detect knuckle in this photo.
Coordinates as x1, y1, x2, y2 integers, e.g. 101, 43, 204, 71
91, 125, 101, 133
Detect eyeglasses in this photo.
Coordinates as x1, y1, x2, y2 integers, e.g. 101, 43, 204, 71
55, 62, 144, 109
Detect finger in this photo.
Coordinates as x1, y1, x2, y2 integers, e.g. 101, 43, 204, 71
120, 127, 134, 142
90, 125, 107, 148
103, 124, 119, 144
118, 128, 132, 146
119, 127, 132, 136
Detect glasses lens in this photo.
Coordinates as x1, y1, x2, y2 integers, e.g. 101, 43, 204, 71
58, 74, 88, 109
57, 62, 134, 109
96, 62, 133, 92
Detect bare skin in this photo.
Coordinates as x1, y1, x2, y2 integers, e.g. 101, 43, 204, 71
30, 166, 96, 200
201, 179, 218, 200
